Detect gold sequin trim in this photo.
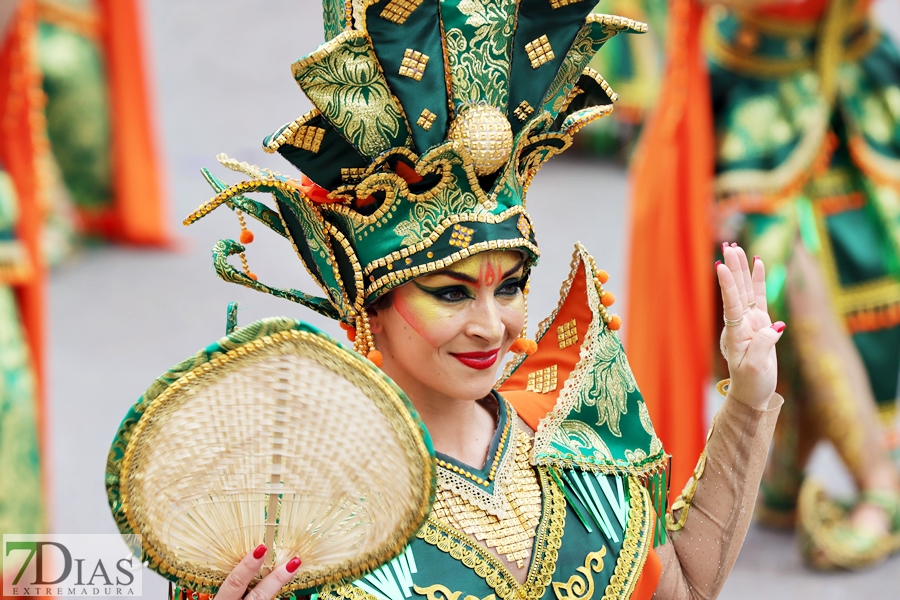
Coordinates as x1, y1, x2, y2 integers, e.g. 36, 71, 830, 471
432, 431, 542, 568
666, 415, 716, 532
417, 466, 564, 600
341, 167, 368, 183
525, 35, 555, 69
513, 100, 535, 122
549, 0, 587, 8
557, 319, 578, 350
291, 125, 326, 153
380, 0, 424, 24
526, 365, 558, 394
436, 405, 511, 487
448, 224, 474, 248
399, 49, 429, 81
263, 109, 322, 154
417, 108, 437, 130
517, 215, 531, 238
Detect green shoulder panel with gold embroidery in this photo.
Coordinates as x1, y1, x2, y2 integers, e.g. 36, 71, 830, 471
498, 243, 668, 541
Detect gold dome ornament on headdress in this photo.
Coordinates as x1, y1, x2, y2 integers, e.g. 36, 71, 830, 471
447, 104, 514, 176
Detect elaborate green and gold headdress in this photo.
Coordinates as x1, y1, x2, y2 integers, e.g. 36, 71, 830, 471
185, 0, 645, 360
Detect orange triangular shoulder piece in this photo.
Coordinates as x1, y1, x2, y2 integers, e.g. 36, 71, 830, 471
498, 243, 616, 430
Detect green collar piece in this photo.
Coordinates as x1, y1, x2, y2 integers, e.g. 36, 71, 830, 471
185, 1, 646, 326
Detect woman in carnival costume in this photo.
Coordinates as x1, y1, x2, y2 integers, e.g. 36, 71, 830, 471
629, 0, 900, 570
127, 1, 786, 597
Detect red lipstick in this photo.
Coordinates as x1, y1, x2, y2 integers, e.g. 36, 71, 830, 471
450, 348, 500, 370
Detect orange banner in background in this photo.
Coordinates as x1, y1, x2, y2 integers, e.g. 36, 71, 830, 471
96, 0, 169, 246
626, 0, 714, 493
0, 0, 49, 526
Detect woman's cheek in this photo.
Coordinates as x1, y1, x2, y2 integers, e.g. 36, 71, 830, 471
393, 292, 459, 349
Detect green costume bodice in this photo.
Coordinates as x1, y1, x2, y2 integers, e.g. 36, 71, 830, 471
320, 397, 654, 600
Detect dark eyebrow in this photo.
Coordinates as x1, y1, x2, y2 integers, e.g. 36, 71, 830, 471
502, 258, 526, 279
435, 257, 526, 283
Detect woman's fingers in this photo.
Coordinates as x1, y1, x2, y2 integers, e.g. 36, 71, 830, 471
742, 322, 785, 373
722, 244, 749, 309
735, 246, 755, 305
244, 557, 302, 600
751, 256, 769, 314
717, 261, 744, 325
218, 545, 268, 600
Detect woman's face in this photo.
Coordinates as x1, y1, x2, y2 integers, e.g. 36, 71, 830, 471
369, 250, 527, 404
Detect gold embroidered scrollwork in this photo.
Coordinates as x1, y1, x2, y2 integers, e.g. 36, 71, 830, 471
413, 584, 497, 600
551, 547, 607, 600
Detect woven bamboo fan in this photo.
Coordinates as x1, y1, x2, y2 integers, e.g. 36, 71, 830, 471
106, 318, 435, 596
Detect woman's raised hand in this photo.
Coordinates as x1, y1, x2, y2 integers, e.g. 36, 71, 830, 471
717, 243, 785, 410
215, 545, 300, 600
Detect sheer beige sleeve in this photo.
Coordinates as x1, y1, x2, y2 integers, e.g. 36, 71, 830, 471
652, 393, 783, 600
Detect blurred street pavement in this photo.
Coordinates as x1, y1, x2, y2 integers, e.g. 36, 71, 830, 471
46, 1, 900, 598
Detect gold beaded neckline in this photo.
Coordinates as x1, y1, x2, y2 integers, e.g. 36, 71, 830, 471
435, 395, 512, 487
434, 395, 520, 519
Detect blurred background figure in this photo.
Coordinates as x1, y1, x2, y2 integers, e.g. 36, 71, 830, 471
37, 0, 169, 263
0, 0, 166, 583
630, 0, 900, 570
0, 0, 47, 584
576, 0, 667, 158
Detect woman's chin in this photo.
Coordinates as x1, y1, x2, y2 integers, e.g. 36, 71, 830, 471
445, 363, 500, 400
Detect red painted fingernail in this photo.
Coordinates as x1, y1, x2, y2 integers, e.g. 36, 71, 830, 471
754, 255, 760, 262
286, 557, 301, 573
253, 544, 266, 559
715, 260, 722, 268
731, 242, 738, 247
772, 321, 786, 333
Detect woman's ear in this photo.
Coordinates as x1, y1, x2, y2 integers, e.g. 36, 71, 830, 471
368, 309, 384, 334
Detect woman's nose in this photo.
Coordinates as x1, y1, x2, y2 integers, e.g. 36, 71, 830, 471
466, 295, 504, 343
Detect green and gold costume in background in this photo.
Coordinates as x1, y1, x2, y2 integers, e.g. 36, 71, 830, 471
707, 0, 900, 518
36, 0, 110, 260
177, 0, 671, 596
0, 165, 44, 576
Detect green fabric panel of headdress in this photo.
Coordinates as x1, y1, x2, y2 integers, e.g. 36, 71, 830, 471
322, 0, 347, 39
263, 112, 369, 191
538, 17, 627, 127
365, 0, 449, 153
292, 31, 414, 159
271, 187, 351, 315
552, 69, 615, 130
438, 0, 517, 110
508, 0, 597, 136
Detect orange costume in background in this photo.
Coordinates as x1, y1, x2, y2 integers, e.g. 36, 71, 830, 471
627, 0, 713, 491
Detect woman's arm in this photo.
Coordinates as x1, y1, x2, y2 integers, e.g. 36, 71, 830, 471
653, 393, 782, 599
653, 244, 784, 599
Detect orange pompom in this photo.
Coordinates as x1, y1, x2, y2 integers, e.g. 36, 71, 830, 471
596, 270, 609, 284
367, 350, 383, 368
346, 327, 357, 342
607, 315, 622, 331
600, 291, 616, 307
247, 272, 258, 281
510, 338, 538, 355
240, 229, 255, 244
